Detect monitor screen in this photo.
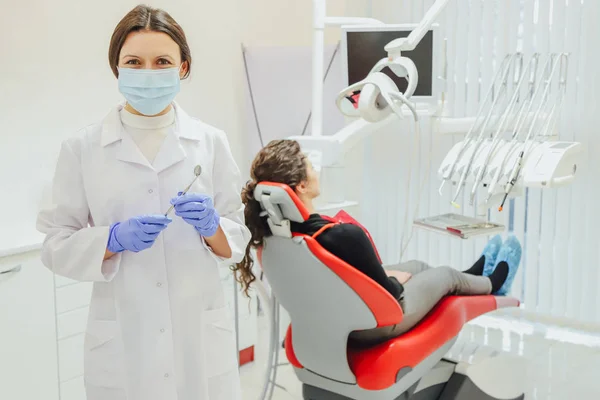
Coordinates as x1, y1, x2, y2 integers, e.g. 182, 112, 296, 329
346, 30, 434, 97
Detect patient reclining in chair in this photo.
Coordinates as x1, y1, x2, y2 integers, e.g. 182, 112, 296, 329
235, 140, 522, 347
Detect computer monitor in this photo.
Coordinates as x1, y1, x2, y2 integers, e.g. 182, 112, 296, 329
341, 24, 441, 109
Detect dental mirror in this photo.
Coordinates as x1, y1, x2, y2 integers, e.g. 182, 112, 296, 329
164, 165, 202, 216
193, 165, 202, 177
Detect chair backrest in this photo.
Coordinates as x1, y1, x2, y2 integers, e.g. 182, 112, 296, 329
254, 182, 403, 384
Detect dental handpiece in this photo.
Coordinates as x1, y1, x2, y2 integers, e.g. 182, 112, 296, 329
485, 54, 541, 203
450, 54, 516, 207
498, 54, 563, 211
469, 53, 531, 205
437, 55, 515, 197
498, 151, 523, 212
164, 165, 202, 216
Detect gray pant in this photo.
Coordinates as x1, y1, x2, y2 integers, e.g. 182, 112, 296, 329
349, 260, 492, 346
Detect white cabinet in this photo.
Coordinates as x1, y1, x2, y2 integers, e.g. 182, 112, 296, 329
0, 250, 59, 400
52, 272, 91, 397
220, 264, 257, 364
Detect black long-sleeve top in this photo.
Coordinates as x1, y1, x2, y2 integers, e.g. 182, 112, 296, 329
291, 214, 404, 301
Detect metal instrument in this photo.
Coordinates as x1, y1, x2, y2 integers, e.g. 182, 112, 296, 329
164, 165, 202, 216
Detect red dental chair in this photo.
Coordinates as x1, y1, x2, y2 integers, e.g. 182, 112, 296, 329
255, 182, 525, 400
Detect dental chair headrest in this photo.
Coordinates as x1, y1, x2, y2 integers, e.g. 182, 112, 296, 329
254, 182, 310, 237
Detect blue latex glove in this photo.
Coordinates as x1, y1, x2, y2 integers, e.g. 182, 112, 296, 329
107, 215, 172, 253
170, 193, 220, 237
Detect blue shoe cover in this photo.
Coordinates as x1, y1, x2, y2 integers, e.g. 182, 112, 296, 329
482, 234, 503, 277
493, 235, 522, 296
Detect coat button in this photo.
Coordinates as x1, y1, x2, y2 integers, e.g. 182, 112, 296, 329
148, 189, 154, 194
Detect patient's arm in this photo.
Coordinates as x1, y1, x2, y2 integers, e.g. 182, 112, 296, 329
316, 224, 405, 301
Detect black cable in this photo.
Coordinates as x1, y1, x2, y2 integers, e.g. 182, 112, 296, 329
300, 40, 342, 136
242, 43, 266, 147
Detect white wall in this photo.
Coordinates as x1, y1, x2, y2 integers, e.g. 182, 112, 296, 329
239, 0, 373, 47
0, 0, 245, 251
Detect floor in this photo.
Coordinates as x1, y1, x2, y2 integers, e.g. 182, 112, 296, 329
239, 310, 600, 399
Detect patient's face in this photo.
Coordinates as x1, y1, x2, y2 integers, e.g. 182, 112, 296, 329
304, 159, 320, 198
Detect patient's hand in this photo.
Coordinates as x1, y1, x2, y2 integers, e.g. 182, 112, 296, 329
387, 270, 412, 284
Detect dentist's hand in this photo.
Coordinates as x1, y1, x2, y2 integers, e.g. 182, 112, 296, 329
107, 215, 172, 253
170, 193, 220, 237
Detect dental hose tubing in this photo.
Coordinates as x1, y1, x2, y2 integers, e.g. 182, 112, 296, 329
400, 118, 431, 261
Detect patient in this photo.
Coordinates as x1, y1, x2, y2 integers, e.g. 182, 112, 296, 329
235, 139, 522, 346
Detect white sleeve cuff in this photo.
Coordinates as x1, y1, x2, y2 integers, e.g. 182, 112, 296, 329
39, 225, 122, 282
101, 252, 122, 281
201, 235, 227, 263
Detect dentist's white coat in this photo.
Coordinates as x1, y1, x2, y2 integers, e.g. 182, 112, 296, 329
37, 103, 250, 400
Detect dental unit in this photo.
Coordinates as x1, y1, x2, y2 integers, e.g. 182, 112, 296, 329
295, 3, 581, 221
438, 51, 578, 216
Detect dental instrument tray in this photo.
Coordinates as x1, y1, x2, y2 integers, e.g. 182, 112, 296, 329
414, 213, 504, 239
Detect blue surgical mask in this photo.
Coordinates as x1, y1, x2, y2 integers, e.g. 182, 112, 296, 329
117, 67, 181, 116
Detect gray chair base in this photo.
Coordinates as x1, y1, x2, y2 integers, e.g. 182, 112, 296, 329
300, 350, 526, 400
302, 372, 525, 400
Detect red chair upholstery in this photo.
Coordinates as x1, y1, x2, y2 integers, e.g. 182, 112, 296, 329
255, 182, 520, 395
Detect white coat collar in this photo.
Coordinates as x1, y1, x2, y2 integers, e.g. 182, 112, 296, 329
100, 102, 202, 147
100, 102, 203, 173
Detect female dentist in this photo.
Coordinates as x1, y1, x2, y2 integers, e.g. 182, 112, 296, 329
36, 5, 250, 400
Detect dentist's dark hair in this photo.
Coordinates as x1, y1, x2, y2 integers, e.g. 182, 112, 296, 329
108, 4, 192, 78
233, 140, 308, 297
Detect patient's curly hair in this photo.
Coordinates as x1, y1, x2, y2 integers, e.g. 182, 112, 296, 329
232, 140, 308, 296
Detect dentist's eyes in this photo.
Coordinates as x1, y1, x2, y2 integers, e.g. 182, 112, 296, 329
157, 58, 173, 66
